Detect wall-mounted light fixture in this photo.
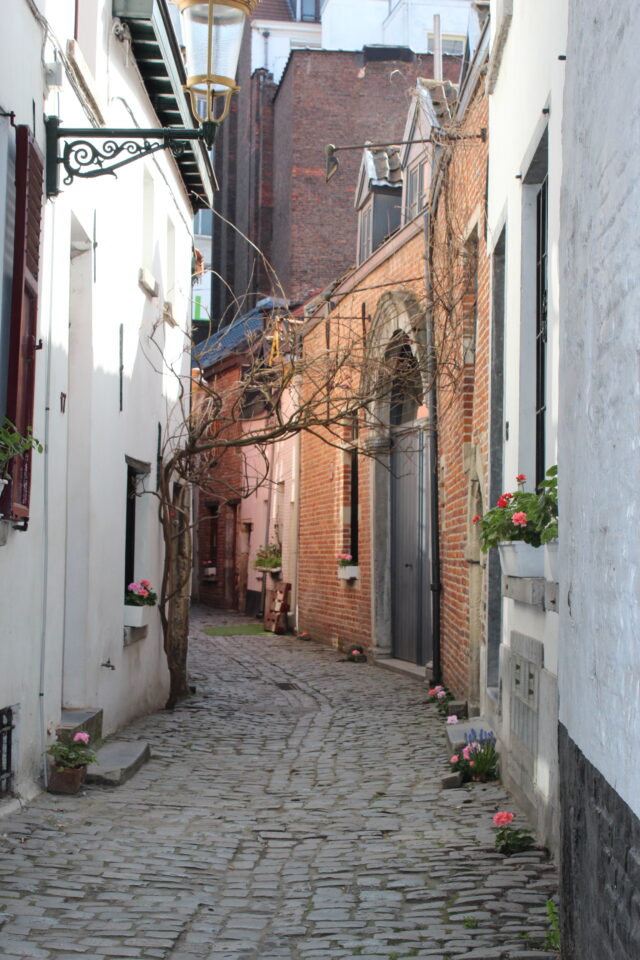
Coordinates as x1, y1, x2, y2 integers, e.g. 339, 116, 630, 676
45, 0, 257, 197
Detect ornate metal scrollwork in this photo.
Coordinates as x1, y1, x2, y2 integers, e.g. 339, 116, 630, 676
60, 137, 177, 185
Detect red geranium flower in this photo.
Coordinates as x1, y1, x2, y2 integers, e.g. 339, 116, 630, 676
516, 473, 526, 483
493, 811, 515, 827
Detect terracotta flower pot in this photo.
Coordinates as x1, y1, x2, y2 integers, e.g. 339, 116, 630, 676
47, 764, 87, 795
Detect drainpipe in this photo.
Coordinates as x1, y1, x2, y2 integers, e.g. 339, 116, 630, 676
423, 205, 442, 685
38, 200, 58, 790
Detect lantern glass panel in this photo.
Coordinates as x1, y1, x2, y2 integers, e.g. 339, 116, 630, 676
182, 3, 245, 92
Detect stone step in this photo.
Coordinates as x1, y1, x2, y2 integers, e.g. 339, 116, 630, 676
57, 708, 104, 745
445, 716, 496, 751
86, 739, 150, 786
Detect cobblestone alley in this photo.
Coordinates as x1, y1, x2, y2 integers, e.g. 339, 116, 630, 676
0, 609, 558, 960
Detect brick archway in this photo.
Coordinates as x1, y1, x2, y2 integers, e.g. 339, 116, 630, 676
365, 290, 432, 663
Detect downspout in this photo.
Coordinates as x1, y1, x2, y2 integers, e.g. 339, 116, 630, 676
39, 199, 57, 790
423, 202, 442, 684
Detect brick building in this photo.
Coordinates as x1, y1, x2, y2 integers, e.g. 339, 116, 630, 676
297, 14, 490, 707
212, 40, 461, 320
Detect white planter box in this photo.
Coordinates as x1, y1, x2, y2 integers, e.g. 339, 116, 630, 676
498, 542, 544, 578
337, 565, 359, 581
202, 566, 216, 577
124, 604, 151, 628
0, 477, 7, 518
545, 540, 559, 582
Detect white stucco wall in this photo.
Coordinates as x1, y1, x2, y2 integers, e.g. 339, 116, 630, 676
251, 20, 322, 83
558, 1, 640, 818
383, 0, 470, 50
321, 0, 470, 52
486, 0, 567, 847
0, 0, 195, 801
321, 0, 386, 49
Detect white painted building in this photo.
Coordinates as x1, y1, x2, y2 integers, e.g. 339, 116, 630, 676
321, 0, 472, 54
483, 0, 567, 851
0, 0, 213, 803
557, 3, 640, 956
251, 4, 322, 83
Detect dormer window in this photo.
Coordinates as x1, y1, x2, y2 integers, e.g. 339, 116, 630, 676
295, 0, 320, 21
355, 145, 403, 265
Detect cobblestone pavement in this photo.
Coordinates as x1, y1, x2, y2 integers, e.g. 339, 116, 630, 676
0, 607, 558, 960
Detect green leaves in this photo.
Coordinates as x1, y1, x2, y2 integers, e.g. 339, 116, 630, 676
0, 417, 43, 479
477, 465, 558, 552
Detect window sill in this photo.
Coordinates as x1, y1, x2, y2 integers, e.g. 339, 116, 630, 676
138, 267, 158, 298
124, 625, 148, 646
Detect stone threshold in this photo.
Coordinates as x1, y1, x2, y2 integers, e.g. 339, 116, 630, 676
373, 657, 426, 682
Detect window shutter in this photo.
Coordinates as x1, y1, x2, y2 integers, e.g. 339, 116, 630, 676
5, 125, 44, 523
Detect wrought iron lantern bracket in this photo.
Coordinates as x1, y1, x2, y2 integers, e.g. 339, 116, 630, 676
45, 116, 217, 198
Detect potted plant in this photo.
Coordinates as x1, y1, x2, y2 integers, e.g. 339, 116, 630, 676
337, 552, 359, 580
124, 578, 158, 627
47, 732, 97, 794
253, 543, 282, 573
475, 467, 557, 577
0, 417, 43, 517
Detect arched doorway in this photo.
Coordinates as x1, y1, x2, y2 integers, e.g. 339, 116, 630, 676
368, 293, 433, 666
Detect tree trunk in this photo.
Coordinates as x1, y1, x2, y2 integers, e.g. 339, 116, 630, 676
160, 473, 192, 709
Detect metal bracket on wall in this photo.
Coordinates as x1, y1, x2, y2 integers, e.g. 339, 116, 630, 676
44, 116, 217, 198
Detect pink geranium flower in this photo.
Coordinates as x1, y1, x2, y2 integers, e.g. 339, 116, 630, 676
73, 732, 90, 744
450, 754, 459, 764
493, 811, 515, 827
437, 691, 446, 699
446, 715, 458, 724
512, 511, 527, 527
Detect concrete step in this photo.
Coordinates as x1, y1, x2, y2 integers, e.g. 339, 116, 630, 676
86, 740, 150, 786
57, 708, 104, 745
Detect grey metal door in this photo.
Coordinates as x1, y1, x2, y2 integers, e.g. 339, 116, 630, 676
390, 426, 431, 664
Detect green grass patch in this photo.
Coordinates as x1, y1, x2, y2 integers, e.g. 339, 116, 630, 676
203, 624, 270, 637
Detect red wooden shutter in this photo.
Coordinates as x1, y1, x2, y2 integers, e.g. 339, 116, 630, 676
5, 125, 44, 523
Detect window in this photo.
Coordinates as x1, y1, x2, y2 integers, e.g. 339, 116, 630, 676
204, 502, 218, 568
3, 126, 44, 524
124, 457, 150, 590
462, 230, 479, 368
300, 0, 320, 22
194, 208, 213, 236
405, 161, 425, 222
349, 446, 359, 564
141, 169, 155, 288
427, 34, 466, 56
534, 175, 548, 489
0, 707, 14, 796
523, 129, 548, 490
165, 218, 176, 318
358, 202, 373, 265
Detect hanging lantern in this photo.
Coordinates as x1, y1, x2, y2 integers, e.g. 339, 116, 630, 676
171, 1, 258, 125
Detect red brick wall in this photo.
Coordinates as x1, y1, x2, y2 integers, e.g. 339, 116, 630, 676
431, 84, 490, 701
297, 79, 490, 707
298, 228, 426, 649
271, 50, 461, 302
194, 363, 246, 609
